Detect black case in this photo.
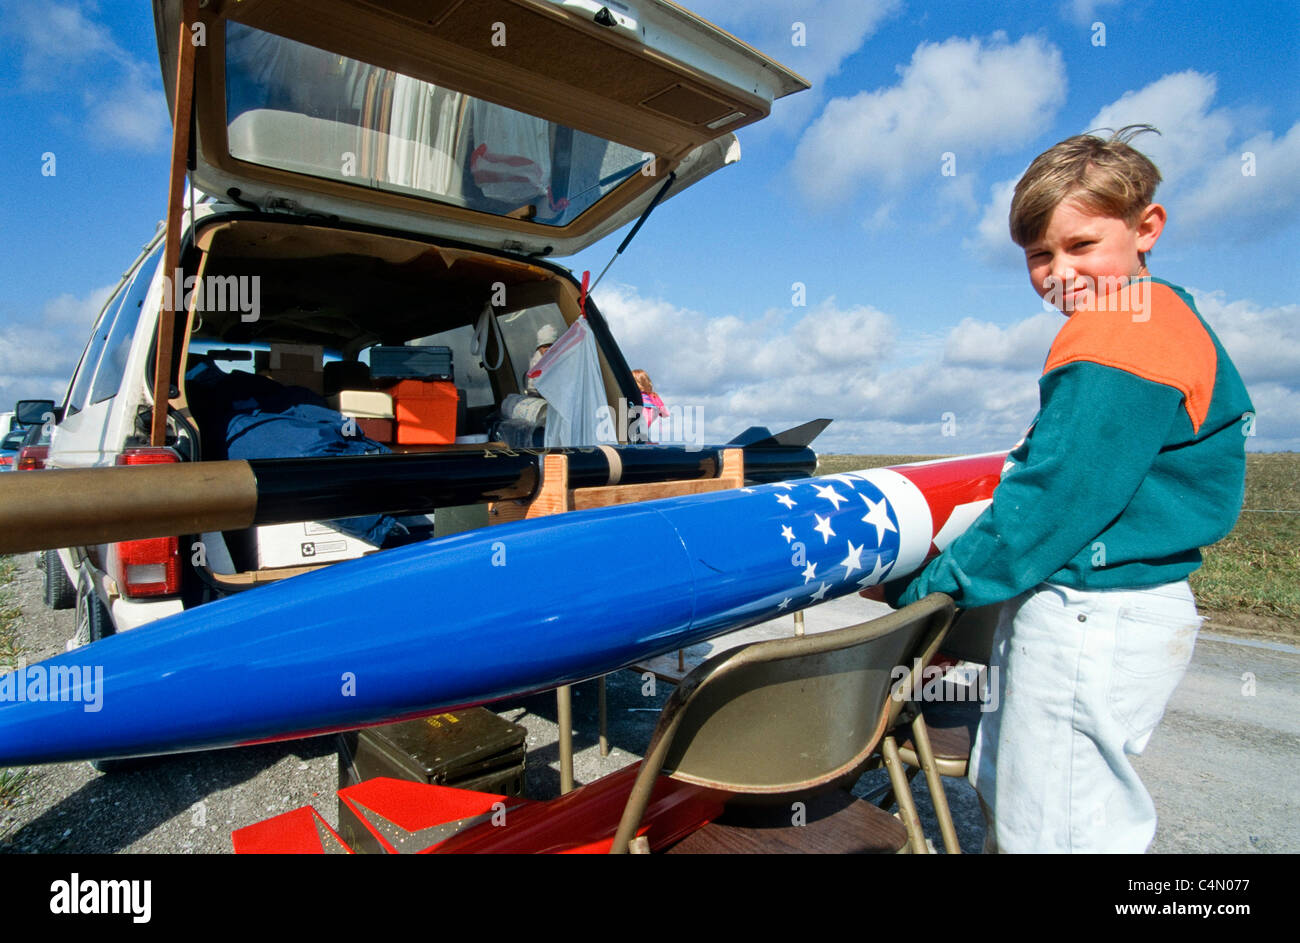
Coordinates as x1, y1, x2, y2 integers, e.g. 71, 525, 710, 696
369, 345, 454, 381
338, 709, 526, 794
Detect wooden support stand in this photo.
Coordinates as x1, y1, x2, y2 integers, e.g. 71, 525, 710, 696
487, 448, 745, 793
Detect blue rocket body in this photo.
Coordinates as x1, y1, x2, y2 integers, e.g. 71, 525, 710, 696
0, 459, 1000, 767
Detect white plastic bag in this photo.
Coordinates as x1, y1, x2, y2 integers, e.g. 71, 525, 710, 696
532, 318, 605, 447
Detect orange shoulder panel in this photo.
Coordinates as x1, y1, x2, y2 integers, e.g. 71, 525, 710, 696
1043, 282, 1217, 432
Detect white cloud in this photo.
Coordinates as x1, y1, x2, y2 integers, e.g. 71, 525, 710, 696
599, 284, 893, 404
1234, 382, 1300, 452
1177, 124, 1300, 234
970, 70, 1300, 265
792, 33, 1067, 204
1189, 289, 1300, 390
2, 0, 168, 151
3, 0, 127, 87
598, 282, 1044, 453
598, 282, 1300, 453
943, 313, 1061, 370
38, 283, 115, 329
1085, 71, 1300, 237
1063, 0, 1122, 26
0, 284, 114, 405
85, 63, 171, 151
1087, 71, 1234, 183
968, 175, 1023, 267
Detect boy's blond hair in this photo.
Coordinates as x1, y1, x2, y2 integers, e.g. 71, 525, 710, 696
1009, 125, 1163, 248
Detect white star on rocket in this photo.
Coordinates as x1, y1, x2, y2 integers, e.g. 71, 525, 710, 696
822, 474, 861, 490
813, 513, 835, 543
856, 555, 893, 588
802, 562, 817, 583
780, 525, 796, 544
776, 493, 797, 509
810, 582, 830, 602
812, 483, 848, 510
859, 494, 897, 545
839, 540, 864, 578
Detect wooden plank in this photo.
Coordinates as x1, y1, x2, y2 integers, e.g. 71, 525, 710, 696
208, 562, 336, 588
488, 453, 570, 524
571, 475, 731, 509
717, 447, 744, 488
151, 0, 200, 446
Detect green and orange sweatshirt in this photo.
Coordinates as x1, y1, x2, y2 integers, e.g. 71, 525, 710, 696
891, 278, 1254, 610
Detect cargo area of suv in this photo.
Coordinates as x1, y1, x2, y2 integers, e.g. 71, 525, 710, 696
173, 212, 642, 574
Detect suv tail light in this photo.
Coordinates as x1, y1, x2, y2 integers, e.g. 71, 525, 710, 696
16, 445, 48, 471
110, 448, 182, 598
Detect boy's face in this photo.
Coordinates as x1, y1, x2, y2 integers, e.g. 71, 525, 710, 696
1024, 198, 1165, 315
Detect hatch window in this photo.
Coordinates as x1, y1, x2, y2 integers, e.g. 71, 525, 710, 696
225, 21, 648, 228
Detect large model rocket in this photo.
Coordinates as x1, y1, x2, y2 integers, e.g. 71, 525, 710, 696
0, 452, 1004, 767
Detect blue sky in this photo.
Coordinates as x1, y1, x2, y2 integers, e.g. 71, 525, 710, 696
1, 0, 1297, 452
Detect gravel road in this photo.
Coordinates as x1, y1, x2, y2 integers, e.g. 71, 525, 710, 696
2, 552, 1295, 854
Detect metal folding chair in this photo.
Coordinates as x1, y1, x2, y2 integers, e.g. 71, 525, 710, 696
609, 593, 957, 854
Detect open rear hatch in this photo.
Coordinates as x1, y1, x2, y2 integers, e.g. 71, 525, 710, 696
154, 0, 808, 256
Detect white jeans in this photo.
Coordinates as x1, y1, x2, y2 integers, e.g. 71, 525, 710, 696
969, 580, 1201, 853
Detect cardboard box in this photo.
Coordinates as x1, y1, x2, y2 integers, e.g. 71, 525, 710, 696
269, 342, 324, 372
355, 417, 393, 442
329, 390, 396, 443
254, 520, 377, 569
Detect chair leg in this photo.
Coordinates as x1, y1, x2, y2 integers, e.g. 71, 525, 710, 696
557, 684, 574, 794
882, 735, 930, 854
865, 763, 918, 810
909, 714, 961, 854
598, 676, 609, 757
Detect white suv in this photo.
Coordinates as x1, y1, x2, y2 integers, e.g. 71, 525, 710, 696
42, 0, 806, 642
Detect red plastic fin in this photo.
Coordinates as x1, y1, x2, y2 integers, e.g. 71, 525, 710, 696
338, 778, 529, 854
232, 805, 351, 855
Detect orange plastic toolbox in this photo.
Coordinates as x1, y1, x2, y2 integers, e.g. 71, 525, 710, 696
387, 379, 458, 444
357, 417, 394, 443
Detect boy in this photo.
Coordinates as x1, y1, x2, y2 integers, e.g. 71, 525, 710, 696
879, 126, 1254, 852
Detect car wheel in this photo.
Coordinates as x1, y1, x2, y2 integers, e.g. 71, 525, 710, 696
73, 576, 113, 649
42, 549, 75, 610
73, 579, 137, 772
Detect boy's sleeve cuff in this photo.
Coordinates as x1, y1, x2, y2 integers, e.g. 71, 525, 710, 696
882, 577, 916, 609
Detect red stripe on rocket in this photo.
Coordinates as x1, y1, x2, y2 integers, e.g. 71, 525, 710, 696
841, 453, 1007, 577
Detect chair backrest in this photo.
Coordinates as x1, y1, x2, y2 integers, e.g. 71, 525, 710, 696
610, 593, 956, 852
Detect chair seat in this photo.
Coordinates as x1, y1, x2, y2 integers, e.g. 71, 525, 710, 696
897, 699, 981, 770
663, 789, 907, 854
